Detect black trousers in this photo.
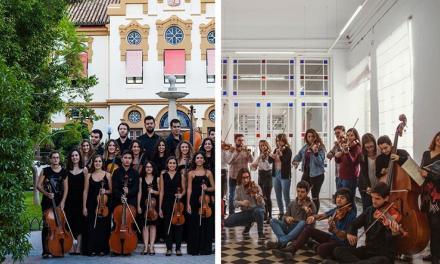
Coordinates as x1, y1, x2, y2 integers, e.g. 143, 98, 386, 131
258, 170, 272, 218
429, 213, 440, 261
301, 172, 324, 211
333, 246, 393, 264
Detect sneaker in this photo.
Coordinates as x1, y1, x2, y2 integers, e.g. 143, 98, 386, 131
272, 249, 293, 260
265, 241, 281, 249
176, 249, 182, 256
258, 233, 266, 240
165, 250, 172, 256
281, 241, 296, 252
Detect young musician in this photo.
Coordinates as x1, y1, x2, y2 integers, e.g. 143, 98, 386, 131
200, 137, 215, 174
103, 139, 121, 174
208, 129, 215, 143
292, 129, 326, 210
65, 149, 88, 255
37, 151, 68, 258
335, 128, 361, 198
130, 139, 145, 174
137, 161, 159, 255
420, 131, 440, 264
186, 152, 215, 255
265, 181, 315, 250
116, 122, 132, 154
358, 133, 378, 211
82, 155, 112, 256
327, 125, 345, 190
251, 140, 273, 222
176, 140, 194, 178
224, 168, 266, 240
330, 182, 401, 263
111, 150, 139, 211
80, 139, 94, 169
91, 129, 104, 156
273, 188, 356, 260
375, 135, 409, 182
137, 116, 161, 160
227, 134, 253, 215
166, 119, 183, 155
269, 133, 292, 219
152, 138, 170, 175
159, 156, 186, 256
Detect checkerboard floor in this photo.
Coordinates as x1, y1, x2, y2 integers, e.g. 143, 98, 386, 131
221, 199, 429, 263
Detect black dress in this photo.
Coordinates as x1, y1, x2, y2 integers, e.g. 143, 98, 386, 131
187, 174, 213, 255
162, 171, 183, 251
65, 170, 85, 239
140, 176, 159, 226
85, 175, 111, 255
152, 155, 168, 175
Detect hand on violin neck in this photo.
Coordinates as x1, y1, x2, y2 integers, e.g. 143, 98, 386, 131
175, 193, 182, 199
123, 187, 129, 194
100, 188, 106, 194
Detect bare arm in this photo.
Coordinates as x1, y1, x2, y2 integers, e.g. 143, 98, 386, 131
186, 171, 193, 210
60, 177, 68, 209
83, 173, 90, 215
159, 173, 164, 214
137, 178, 143, 212
207, 170, 215, 192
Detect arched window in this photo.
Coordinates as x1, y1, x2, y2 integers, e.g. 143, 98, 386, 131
159, 110, 191, 128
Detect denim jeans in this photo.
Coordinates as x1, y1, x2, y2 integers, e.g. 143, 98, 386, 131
224, 207, 265, 234
270, 219, 306, 246
338, 178, 357, 198
228, 178, 237, 215
272, 170, 291, 214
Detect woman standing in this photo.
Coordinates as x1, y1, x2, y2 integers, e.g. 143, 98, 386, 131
421, 131, 440, 264
83, 155, 112, 256
269, 134, 292, 219
292, 129, 326, 210
65, 149, 87, 255
131, 140, 145, 174
251, 140, 273, 222
200, 138, 215, 174
103, 139, 121, 174
159, 157, 186, 256
137, 161, 159, 255
152, 138, 170, 175
186, 152, 215, 255
80, 139, 94, 169
358, 133, 378, 211
176, 140, 194, 178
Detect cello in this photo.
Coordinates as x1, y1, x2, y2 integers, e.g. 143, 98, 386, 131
109, 174, 138, 255
43, 182, 73, 257
385, 114, 429, 254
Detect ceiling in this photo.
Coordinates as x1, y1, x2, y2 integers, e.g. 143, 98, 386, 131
221, 0, 366, 51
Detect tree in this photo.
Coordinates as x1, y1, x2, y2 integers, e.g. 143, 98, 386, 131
0, 0, 100, 260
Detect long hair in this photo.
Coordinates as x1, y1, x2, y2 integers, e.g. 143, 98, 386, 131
361, 133, 377, 157
152, 138, 170, 160
89, 155, 103, 174
258, 139, 271, 154
103, 139, 120, 160
276, 133, 290, 148
236, 168, 251, 185
66, 149, 83, 171
129, 139, 143, 157
165, 156, 178, 172
175, 140, 194, 163
429, 131, 440, 151
304, 128, 326, 152
190, 151, 206, 170
347, 128, 361, 144
79, 139, 94, 167
199, 137, 215, 154
142, 160, 158, 178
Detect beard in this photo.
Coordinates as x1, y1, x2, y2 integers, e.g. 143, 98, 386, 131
146, 127, 154, 133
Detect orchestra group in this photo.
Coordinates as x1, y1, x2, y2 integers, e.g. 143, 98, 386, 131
221, 115, 440, 264
36, 116, 215, 258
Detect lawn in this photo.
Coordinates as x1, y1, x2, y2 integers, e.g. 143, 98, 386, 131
23, 191, 42, 231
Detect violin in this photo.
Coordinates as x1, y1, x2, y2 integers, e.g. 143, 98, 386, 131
43, 182, 73, 257
171, 187, 185, 226
94, 181, 109, 228
106, 158, 119, 174
328, 203, 352, 232
145, 186, 158, 222
199, 180, 212, 224
246, 181, 265, 202
221, 141, 235, 151
109, 174, 138, 255
297, 197, 314, 216
373, 202, 408, 236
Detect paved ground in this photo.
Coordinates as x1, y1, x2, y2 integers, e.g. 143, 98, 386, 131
4, 231, 215, 264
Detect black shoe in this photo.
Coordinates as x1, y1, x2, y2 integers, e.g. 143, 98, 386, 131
423, 254, 432, 261
265, 241, 281, 249
42, 253, 50, 259
281, 241, 296, 252
272, 249, 293, 260
242, 226, 251, 236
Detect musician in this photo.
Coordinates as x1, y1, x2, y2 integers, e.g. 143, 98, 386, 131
166, 119, 183, 155
208, 128, 215, 143
327, 125, 345, 190
227, 134, 253, 215
420, 131, 440, 264
37, 151, 68, 258
82, 155, 112, 256
335, 128, 361, 198
265, 181, 315, 250
358, 133, 379, 211
330, 182, 400, 264
251, 139, 273, 222
130, 139, 146, 174
152, 138, 170, 175
273, 188, 356, 260
176, 140, 194, 176
115, 122, 132, 154
221, 142, 233, 212
200, 137, 215, 175
137, 160, 159, 255
91, 129, 104, 156
375, 135, 409, 182
269, 133, 292, 219
292, 128, 326, 210
80, 139, 94, 169
159, 156, 186, 256
138, 116, 161, 160
224, 168, 266, 240
186, 152, 215, 255
111, 150, 139, 210
103, 139, 121, 174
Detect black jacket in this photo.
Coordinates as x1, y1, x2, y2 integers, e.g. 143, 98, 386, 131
269, 147, 292, 179
111, 166, 139, 208
375, 149, 409, 179
137, 133, 161, 160
358, 154, 372, 192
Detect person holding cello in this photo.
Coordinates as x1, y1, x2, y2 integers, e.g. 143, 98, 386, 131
186, 152, 215, 255
375, 135, 409, 182
137, 160, 159, 255
159, 156, 186, 256
82, 155, 112, 256
37, 150, 70, 258
329, 182, 402, 264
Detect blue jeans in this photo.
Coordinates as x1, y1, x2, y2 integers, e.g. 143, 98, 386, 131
272, 170, 291, 215
228, 178, 237, 215
270, 219, 306, 246
337, 178, 357, 198
224, 207, 265, 234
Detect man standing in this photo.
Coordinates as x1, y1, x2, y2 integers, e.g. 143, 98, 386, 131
137, 116, 161, 160
208, 129, 215, 143
116, 122, 132, 154
327, 125, 345, 194
91, 129, 104, 155
166, 119, 182, 156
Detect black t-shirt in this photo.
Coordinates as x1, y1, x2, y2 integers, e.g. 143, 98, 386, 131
41, 167, 68, 210
138, 133, 161, 160
116, 137, 132, 154
375, 149, 409, 179
111, 166, 140, 208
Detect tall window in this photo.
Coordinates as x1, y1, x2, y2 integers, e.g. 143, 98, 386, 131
164, 49, 186, 83
206, 49, 215, 83
126, 50, 143, 84
377, 20, 413, 155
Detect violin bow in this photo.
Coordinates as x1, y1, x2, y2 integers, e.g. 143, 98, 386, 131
200, 185, 204, 227
61, 209, 76, 243
122, 195, 142, 233
167, 196, 177, 236
145, 190, 150, 228
94, 181, 103, 229
358, 202, 395, 239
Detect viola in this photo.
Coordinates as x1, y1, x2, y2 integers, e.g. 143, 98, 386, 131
43, 182, 73, 257
145, 187, 158, 222
171, 187, 185, 226
373, 202, 408, 237
96, 181, 109, 218
109, 174, 138, 255
199, 182, 212, 221
106, 158, 119, 175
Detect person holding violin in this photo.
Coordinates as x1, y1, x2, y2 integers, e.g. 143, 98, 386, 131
103, 139, 122, 175
80, 139, 94, 169
265, 181, 315, 250
186, 152, 215, 255
137, 160, 159, 255
159, 156, 186, 256
375, 135, 409, 182
166, 119, 183, 156
273, 187, 356, 260
358, 133, 379, 211
251, 139, 273, 222
327, 125, 346, 191
65, 149, 88, 255
224, 168, 266, 240
82, 155, 112, 256
292, 128, 326, 210
420, 131, 440, 264
330, 182, 401, 264
130, 139, 145, 175
37, 150, 69, 258
269, 133, 292, 219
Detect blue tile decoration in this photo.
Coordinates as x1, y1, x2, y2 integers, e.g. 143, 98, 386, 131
233, 59, 238, 64
300, 91, 304, 96
324, 91, 328, 96
288, 102, 293, 107
266, 102, 271, 107
233, 75, 237, 80
301, 102, 306, 107
233, 91, 237, 96
323, 102, 328, 107
222, 91, 227, 96
324, 60, 328, 64
289, 91, 294, 96
290, 59, 295, 64
234, 102, 238, 107
223, 59, 227, 64
300, 59, 305, 64
289, 75, 294, 80
256, 103, 261, 107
